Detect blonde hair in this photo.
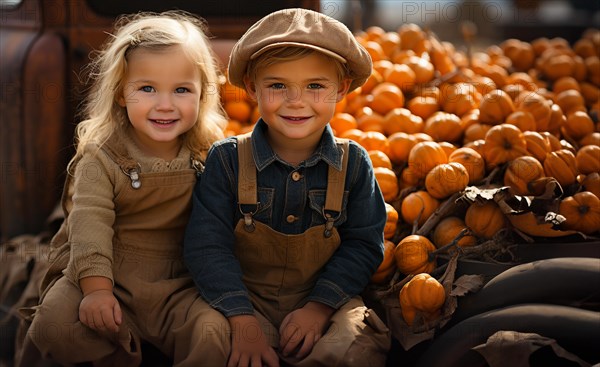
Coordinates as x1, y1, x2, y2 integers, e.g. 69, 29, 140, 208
70, 10, 226, 170
246, 47, 349, 89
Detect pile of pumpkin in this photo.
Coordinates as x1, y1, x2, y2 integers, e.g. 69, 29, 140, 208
220, 24, 600, 328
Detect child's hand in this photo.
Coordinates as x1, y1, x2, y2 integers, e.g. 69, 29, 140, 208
79, 289, 122, 333
228, 314, 279, 367
279, 301, 335, 359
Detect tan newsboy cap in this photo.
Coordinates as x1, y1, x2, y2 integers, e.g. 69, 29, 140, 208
228, 8, 372, 92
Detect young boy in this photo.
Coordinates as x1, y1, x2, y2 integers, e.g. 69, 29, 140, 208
184, 8, 390, 367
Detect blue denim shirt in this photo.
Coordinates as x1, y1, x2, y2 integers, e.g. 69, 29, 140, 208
184, 119, 386, 317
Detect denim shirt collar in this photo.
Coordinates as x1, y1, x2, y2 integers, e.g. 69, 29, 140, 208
250, 119, 344, 171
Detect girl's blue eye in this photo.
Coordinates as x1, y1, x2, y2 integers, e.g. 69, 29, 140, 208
175, 87, 189, 93
269, 83, 285, 90
141, 86, 154, 92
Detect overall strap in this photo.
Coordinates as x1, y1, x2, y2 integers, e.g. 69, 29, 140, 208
101, 134, 142, 189
323, 138, 350, 237
237, 132, 258, 231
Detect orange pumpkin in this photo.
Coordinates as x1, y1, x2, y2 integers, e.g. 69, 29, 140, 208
387, 132, 418, 165
369, 82, 405, 115
515, 92, 552, 132
368, 150, 393, 169
374, 167, 399, 203
478, 89, 515, 125
432, 216, 477, 249
483, 124, 528, 169
465, 200, 507, 239
448, 147, 486, 184
383, 107, 423, 135
370, 240, 398, 284
358, 131, 390, 155
579, 173, 600, 198
562, 111, 595, 141
576, 145, 600, 175
394, 235, 437, 275
523, 131, 552, 162
384, 203, 399, 240
425, 162, 470, 199
408, 141, 449, 179
400, 190, 440, 227
423, 112, 464, 143
503, 156, 545, 196
543, 149, 578, 188
559, 191, 600, 234
399, 273, 445, 326
505, 110, 537, 132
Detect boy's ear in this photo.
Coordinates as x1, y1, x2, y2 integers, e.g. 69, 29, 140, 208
336, 79, 352, 102
243, 76, 257, 100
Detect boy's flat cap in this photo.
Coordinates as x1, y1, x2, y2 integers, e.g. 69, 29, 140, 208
228, 8, 372, 92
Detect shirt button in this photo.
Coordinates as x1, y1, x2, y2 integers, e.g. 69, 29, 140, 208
291, 171, 301, 181
286, 215, 296, 223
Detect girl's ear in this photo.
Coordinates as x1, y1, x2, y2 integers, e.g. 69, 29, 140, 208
117, 96, 126, 107
336, 79, 352, 102
243, 75, 257, 100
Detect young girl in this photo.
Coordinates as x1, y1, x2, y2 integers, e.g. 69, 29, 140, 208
184, 8, 391, 367
21, 11, 228, 366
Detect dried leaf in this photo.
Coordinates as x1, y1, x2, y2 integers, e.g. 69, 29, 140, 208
473, 331, 592, 367
450, 274, 484, 296
387, 306, 436, 350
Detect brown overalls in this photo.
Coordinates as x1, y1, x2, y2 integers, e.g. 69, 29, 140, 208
21, 136, 229, 367
234, 134, 390, 366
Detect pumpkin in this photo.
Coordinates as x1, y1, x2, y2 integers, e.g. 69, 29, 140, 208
523, 131, 552, 162
540, 132, 562, 151
555, 89, 586, 115
384, 63, 416, 93
562, 111, 595, 141
463, 123, 492, 144
579, 132, 600, 147
368, 150, 393, 169
408, 141, 448, 179
383, 107, 423, 135
370, 240, 397, 284
501, 39, 535, 71
546, 103, 566, 136
579, 173, 600, 198
387, 132, 418, 165
369, 82, 405, 115
432, 216, 477, 249
576, 145, 600, 175
478, 89, 515, 125
358, 131, 389, 155
423, 112, 464, 143
503, 156, 546, 196
505, 110, 537, 132
399, 166, 422, 189
515, 92, 552, 132
374, 167, 399, 203
384, 203, 399, 240
465, 200, 507, 239
483, 124, 528, 169
543, 149, 578, 188
407, 96, 439, 120
394, 235, 437, 275
448, 147, 486, 184
399, 273, 446, 326
400, 190, 440, 227
425, 162, 469, 199
559, 191, 600, 234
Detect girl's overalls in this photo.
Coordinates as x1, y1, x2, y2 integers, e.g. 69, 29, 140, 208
21, 136, 229, 367
235, 134, 390, 366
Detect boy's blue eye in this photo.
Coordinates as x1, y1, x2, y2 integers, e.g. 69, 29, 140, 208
141, 86, 154, 92
308, 83, 324, 90
175, 87, 189, 93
